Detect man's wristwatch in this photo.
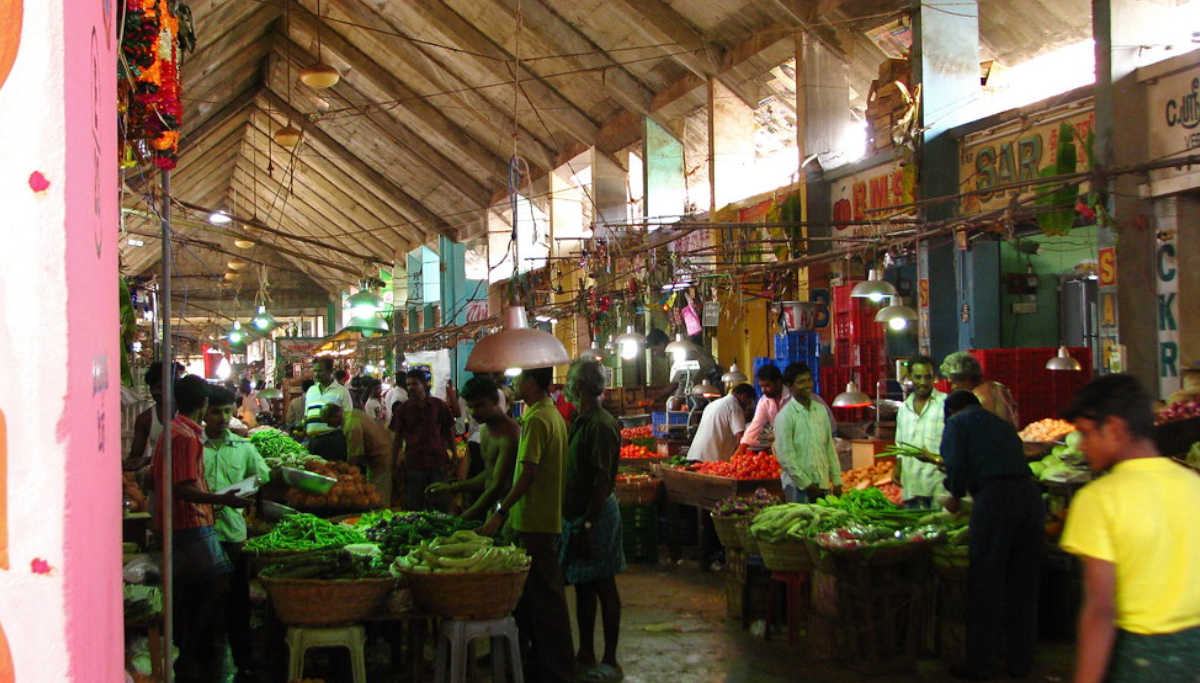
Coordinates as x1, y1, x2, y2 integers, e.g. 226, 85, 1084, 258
494, 502, 508, 517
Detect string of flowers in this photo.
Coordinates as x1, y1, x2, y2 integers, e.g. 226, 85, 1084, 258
120, 0, 182, 170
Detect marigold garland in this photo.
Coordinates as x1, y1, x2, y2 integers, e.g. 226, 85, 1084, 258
120, 0, 181, 170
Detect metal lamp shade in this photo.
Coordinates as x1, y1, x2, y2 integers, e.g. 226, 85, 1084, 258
721, 363, 748, 384
274, 125, 302, 147
875, 301, 918, 329
466, 305, 569, 373
665, 333, 699, 359
576, 344, 608, 363
1046, 346, 1083, 371
692, 381, 722, 398
851, 269, 898, 300
348, 314, 390, 338
832, 381, 872, 407
299, 63, 340, 89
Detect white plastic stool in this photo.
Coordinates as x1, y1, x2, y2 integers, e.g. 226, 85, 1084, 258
435, 616, 524, 683
285, 624, 367, 683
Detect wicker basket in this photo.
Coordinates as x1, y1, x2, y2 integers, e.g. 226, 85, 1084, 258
759, 539, 813, 572
261, 576, 397, 625
736, 520, 760, 555
400, 569, 529, 620
712, 514, 747, 550
615, 478, 661, 506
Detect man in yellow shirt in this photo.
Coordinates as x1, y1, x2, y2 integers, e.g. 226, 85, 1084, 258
1061, 374, 1200, 682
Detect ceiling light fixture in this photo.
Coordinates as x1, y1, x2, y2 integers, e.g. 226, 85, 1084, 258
234, 238, 255, 249
665, 333, 699, 362
227, 259, 248, 271
465, 304, 570, 373
1045, 346, 1083, 371
721, 363, 748, 385
615, 325, 646, 361
850, 268, 898, 303
252, 305, 277, 333
300, 0, 341, 88
208, 211, 232, 225
346, 288, 383, 319
832, 381, 872, 408
691, 381, 722, 398
874, 296, 919, 331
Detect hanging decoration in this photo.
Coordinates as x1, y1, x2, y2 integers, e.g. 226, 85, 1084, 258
119, 0, 189, 170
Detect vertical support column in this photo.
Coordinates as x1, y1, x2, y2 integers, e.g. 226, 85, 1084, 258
914, 0, 981, 358
644, 119, 686, 221
711, 78, 756, 210
438, 236, 470, 385
1176, 196, 1200, 376
1093, 0, 1167, 386
591, 149, 627, 237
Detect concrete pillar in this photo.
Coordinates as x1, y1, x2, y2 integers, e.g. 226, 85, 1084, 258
591, 149, 627, 237
645, 118, 686, 221
797, 33, 851, 165
913, 0, 982, 359
711, 78, 757, 209
1093, 0, 1172, 388
0, 0, 122, 677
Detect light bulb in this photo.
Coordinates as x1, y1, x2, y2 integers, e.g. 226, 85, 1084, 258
208, 211, 232, 225
504, 367, 522, 377
888, 317, 908, 331
868, 292, 885, 303
229, 331, 243, 344
620, 340, 639, 360
351, 304, 377, 319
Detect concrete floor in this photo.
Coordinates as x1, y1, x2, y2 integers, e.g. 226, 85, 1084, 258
607, 562, 1075, 683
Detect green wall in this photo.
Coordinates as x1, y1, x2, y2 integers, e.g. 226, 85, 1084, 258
1000, 225, 1098, 348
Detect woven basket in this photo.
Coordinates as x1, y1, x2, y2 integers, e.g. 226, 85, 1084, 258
759, 539, 813, 572
712, 514, 747, 550
261, 576, 397, 625
615, 478, 661, 506
400, 569, 529, 620
736, 520, 760, 555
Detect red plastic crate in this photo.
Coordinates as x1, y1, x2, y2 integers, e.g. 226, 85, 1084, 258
965, 347, 1093, 426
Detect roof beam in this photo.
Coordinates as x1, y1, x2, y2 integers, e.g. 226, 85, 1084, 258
258, 88, 452, 240
267, 35, 494, 205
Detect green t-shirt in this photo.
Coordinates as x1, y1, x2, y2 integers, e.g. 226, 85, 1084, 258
203, 430, 271, 543
510, 397, 568, 534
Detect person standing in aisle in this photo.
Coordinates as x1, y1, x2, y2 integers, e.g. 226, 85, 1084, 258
151, 375, 251, 683
1059, 374, 1200, 682
895, 356, 948, 508
738, 364, 790, 453
382, 369, 409, 425
363, 379, 387, 425
344, 405, 395, 507
126, 361, 183, 471
479, 367, 575, 683
201, 387, 270, 683
941, 351, 1019, 426
390, 368, 455, 511
774, 362, 841, 503
426, 375, 518, 521
560, 360, 625, 682
305, 357, 353, 436
688, 384, 755, 463
941, 390, 1044, 680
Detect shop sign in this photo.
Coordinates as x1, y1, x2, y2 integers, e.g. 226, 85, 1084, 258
1098, 248, 1117, 286
702, 301, 720, 327
829, 159, 916, 245
1142, 53, 1200, 195
1156, 232, 1181, 398
958, 98, 1094, 214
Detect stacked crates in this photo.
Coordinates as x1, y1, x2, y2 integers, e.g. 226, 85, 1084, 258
620, 504, 659, 563
774, 331, 821, 396
824, 283, 888, 422
967, 347, 1092, 425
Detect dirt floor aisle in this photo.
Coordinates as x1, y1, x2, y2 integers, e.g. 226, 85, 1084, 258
606, 563, 1074, 683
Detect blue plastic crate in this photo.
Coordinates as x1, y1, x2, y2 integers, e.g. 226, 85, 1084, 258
774, 331, 820, 360
755, 356, 821, 398
652, 411, 690, 438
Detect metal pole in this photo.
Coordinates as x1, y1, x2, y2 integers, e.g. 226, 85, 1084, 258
159, 169, 175, 683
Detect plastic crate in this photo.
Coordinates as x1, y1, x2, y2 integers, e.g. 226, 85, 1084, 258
774, 331, 820, 361
621, 504, 659, 563
966, 347, 1093, 425
834, 339, 887, 368
651, 411, 689, 438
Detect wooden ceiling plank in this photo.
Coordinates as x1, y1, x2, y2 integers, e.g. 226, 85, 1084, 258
267, 38, 494, 204
182, 37, 271, 120
369, 0, 599, 146
181, 4, 278, 89
259, 89, 453, 240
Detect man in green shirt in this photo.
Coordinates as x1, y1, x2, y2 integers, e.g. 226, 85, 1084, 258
202, 387, 270, 682
774, 361, 842, 502
480, 367, 574, 683
428, 376, 519, 521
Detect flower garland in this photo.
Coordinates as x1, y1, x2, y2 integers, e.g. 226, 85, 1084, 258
120, 0, 181, 170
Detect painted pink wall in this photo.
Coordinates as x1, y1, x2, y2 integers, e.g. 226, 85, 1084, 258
61, 0, 123, 678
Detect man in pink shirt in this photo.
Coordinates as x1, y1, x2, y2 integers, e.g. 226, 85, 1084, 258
740, 365, 790, 452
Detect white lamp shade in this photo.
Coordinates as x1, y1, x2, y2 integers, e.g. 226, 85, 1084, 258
299, 63, 341, 89
721, 363, 748, 384
851, 269, 898, 300
875, 301, 918, 327
832, 381, 872, 407
1046, 346, 1083, 371
233, 239, 255, 249
665, 333, 698, 359
466, 305, 569, 372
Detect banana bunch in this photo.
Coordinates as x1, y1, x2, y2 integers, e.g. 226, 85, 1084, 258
390, 530, 531, 574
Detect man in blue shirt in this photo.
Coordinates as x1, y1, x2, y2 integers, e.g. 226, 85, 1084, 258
941, 390, 1044, 680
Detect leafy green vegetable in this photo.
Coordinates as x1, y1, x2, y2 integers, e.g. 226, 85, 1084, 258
249, 427, 322, 469
365, 511, 480, 562
245, 513, 366, 553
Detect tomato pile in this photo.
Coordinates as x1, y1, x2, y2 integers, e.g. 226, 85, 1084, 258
620, 444, 657, 459
621, 425, 653, 441
690, 452, 781, 480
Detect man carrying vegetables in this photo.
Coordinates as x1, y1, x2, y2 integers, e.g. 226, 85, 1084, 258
1060, 375, 1200, 682
941, 390, 1043, 680
774, 362, 841, 502
479, 367, 575, 683
201, 387, 270, 682
894, 356, 947, 508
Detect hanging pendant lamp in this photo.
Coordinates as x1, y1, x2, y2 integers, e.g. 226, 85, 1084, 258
832, 381, 872, 408
874, 296, 918, 331
851, 269, 898, 303
665, 333, 699, 361
721, 363, 748, 385
300, 1, 340, 88
274, 124, 302, 147
227, 320, 247, 347
575, 341, 608, 363
466, 304, 569, 373
252, 305, 277, 334
227, 258, 248, 271
234, 238, 255, 249
1045, 346, 1083, 371
347, 288, 383, 320
692, 381, 723, 398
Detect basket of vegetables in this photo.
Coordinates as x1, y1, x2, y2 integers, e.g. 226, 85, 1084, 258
749, 504, 844, 572
735, 517, 760, 555
363, 511, 480, 563
260, 549, 396, 625
391, 530, 531, 620
614, 471, 661, 506
711, 488, 781, 551
245, 513, 368, 571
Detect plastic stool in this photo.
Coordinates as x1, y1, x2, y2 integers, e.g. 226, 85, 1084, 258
285, 624, 367, 683
434, 616, 524, 683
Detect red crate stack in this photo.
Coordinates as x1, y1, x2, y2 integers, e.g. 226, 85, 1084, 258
965, 347, 1093, 426
828, 283, 888, 417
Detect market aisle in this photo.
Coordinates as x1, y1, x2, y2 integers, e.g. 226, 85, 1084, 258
605, 563, 1076, 683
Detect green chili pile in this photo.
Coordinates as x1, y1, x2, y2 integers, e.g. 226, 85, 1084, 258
245, 513, 366, 553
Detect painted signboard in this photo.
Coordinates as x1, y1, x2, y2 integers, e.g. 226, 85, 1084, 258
829, 158, 916, 245
958, 98, 1094, 214
1156, 230, 1181, 398
1141, 51, 1200, 196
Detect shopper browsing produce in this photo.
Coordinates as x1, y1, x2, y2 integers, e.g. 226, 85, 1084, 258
739, 364, 789, 451
151, 376, 251, 683
304, 357, 354, 437
344, 406, 395, 507
688, 383, 755, 463
940, 390, 1043, 680
774, 362, 841, 503
390, 367, 455, 511
426, 375, 519, 521
1060, 375, 1200, 683
894, 356, 948, 508
479, 367, 575, 683
201, 387, 270, 683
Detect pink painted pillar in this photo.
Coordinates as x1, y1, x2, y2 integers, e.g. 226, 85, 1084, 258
0, 0, 123, 680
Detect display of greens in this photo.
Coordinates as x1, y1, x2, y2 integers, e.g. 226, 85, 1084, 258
249, 427, 322, 469
245, 513, 366, 553
879, 442, 943, 467
365, 511, 481, 562
390, 530, 530, 574
259, 548, 390, 580
1029, 431, 1091, 483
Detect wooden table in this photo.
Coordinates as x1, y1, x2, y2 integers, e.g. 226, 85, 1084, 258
656, 467, 783, 565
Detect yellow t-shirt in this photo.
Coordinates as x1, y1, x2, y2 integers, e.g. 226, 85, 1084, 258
1060, 457, 1200, 634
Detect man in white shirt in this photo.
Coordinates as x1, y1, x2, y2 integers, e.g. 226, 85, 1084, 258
688, 384, 756, 463
382, 370, 409, 425
305, 357, 354, 436
895, 356, 948, 508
